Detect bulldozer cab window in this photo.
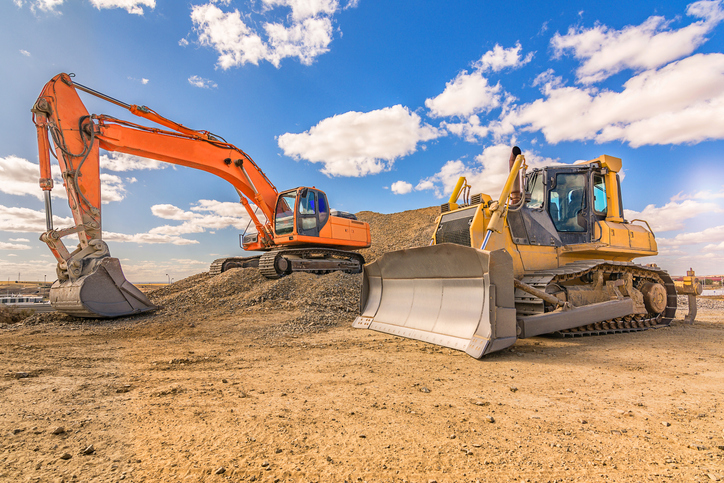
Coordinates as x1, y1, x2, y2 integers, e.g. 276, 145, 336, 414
526, 172, 545, 209
275, 192, 296, 235
593, 174, 607, 215
549, 173, 586, 232
317, 191, 329, 227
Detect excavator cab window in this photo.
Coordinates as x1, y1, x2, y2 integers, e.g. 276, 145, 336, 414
275, 192, 296, 235
298, 188, 321, 237
548, 173, 586, 232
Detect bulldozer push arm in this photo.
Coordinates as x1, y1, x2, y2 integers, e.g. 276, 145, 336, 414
355, 146, 696, 358
32, 73, 370, 317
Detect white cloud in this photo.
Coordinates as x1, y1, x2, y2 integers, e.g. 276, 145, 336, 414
190, 0, 347, 68
104, 232, 200, 245
0, 155, 64, 200
16, 0, 64, 13
9, 238, 30, 242
100, 152, 167, 172
425, 70, 502, 118
494, 53, 724, 147
100, 173, 126, 203
179, 38, 189, 47
657, 224, 724, 247
20, 49, 31, 57
552, 0, 724, 84
142, 78, 149, 85
624, 199, 722, 232
390, 181, 413, 195
416, 144, 558, 199
0, 242, 31, 250
188, 75, 218, 89
0, 205, 74, 233
474, 42, 534, 73
278, 105, 442, 177
88, 0, 155, 15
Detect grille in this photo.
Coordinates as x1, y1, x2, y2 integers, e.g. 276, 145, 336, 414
437, 208, 475, 246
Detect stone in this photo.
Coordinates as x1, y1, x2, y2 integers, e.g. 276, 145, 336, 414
510, 386, 518, 393
60, 453, 72, 460
215, 467, 226, 475
486, 416, 495, 423
81, 444, 95, 455
51, 426, 66, 435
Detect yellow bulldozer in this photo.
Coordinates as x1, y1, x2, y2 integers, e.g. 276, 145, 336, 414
354, 147, 699, 358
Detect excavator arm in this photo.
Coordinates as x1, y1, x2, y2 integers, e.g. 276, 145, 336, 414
32, 73, 281, 317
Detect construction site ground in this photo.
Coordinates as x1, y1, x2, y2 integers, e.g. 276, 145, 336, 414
1, 207, 723, 483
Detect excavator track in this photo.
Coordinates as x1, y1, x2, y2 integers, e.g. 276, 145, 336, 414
211, 249, 364, 279
516, 260, 676, 338
209, 256, 261, 276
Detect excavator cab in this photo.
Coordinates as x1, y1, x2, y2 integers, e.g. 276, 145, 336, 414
273, 188, 330, 238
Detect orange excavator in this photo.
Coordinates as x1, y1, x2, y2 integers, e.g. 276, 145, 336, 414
32, 73, 371, 318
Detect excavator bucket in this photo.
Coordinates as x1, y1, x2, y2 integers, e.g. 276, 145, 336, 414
50, 257, 156, 318
353, 244, 518, 358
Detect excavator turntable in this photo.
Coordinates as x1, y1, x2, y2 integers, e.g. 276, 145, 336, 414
32, 73, 370, 318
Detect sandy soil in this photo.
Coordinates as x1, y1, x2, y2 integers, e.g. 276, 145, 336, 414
1, 295, 723, 483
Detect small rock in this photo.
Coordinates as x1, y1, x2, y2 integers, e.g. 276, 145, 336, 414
419, 387, 431, 393
59, 453, 72, 460
261, 461, 269, 467
14, 372, 29, 379
359, 435, 366, 438
449, 434, 456, 439
214, 467, 226, 475
486, 416, 495, 423
580, 419, 588, 424
510, 386, 518, 393
707, 474, 720, 481
222, 379, 228, 384
81, 444, 95, 455
275, 448, 282, 454
662, 421, 671, 427
473, 400, 490, 406
12, 428, 23, 434
51, 426, 66, 435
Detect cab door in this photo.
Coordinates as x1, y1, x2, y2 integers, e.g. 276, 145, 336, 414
296, 188, 330, 237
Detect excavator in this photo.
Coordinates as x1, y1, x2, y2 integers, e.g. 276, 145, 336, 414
354, 147, 699, 358
32, 73, 370, 318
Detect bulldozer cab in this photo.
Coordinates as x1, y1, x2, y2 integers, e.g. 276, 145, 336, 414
274, 187, 330, 238
511, 163, 623, 247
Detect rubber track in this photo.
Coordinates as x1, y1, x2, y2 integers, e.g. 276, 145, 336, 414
518, 260, 677, 338
259, 248, 365, 279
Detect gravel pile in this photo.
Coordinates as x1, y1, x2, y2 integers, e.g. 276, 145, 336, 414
356, 206, 440, 263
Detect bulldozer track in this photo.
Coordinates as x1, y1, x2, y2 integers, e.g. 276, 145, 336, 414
517, 260, 677, 338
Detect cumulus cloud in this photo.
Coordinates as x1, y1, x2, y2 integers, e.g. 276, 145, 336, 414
624, 199, 722, 232
474, 42, 534, 73
415, 144, 558, 199
657, 224, 724, 246
552, 0, 724, 84
425, 71, 502, 119
146, 199, 254, 238
190, 0, 350, 68
278, 105, 442, 177
20, 49, 31, 57
390, 181, 413, 195
0, 155, 61, 200
0, 205, 74, 233
188, 75, 218, 89
0, 242, 32, 250
103, 231, 199, 245
88, 0, 155, 15
492, 53, 724, 146
100, 152, 167, 171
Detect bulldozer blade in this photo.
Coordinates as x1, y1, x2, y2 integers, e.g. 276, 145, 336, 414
353, 244, 518, 358
50, 257, 157, 318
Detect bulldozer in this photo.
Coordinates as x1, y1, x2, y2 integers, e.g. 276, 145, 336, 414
32, 73, 370, 318
354, 147, 696, 358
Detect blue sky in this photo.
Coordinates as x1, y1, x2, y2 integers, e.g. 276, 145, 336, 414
1, 0, 723, 283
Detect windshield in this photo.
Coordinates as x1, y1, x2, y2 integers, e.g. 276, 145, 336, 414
275, 192, 296, 235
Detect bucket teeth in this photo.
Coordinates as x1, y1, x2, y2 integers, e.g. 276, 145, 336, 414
50, 257, 156, 318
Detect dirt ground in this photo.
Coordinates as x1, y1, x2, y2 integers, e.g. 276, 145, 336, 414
1, 287, 723, 483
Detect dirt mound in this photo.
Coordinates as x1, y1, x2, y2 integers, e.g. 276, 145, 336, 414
11, 206, 439, 330
356, 206, 439, 263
